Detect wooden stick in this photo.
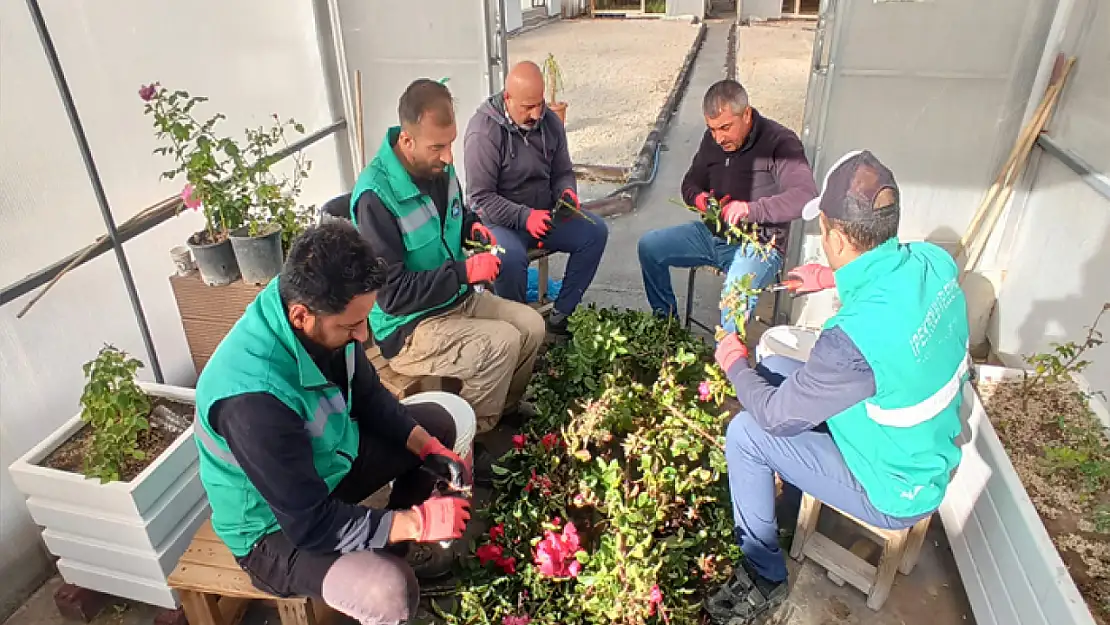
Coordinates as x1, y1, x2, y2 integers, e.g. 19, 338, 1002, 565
354, 70, 366, 169
961, 57, 1075, 276
16, 198, 176, 318
957, 56, 1066, 261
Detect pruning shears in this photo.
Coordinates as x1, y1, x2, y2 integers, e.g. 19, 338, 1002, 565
760, 280, 803, 294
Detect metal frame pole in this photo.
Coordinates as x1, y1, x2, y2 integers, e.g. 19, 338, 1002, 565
25, 0, 164, 382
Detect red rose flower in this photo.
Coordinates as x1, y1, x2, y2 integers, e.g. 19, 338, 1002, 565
512, 434, 527, 449
489, 523, 505, 542
476, 543, 503, 565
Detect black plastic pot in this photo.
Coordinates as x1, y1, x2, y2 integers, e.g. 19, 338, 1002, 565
187, 231, 240, 286
230, 225, 284, 285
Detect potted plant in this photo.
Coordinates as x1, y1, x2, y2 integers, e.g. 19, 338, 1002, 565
542, 53, 568, 124
8, 345, 207, 609
228, 116, 314, 284
140, 84, 313, 286
939, 303, 1109, 625
141, 84, 245, 286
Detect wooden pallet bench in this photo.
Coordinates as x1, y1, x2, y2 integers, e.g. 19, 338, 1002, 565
168, 521, 335, 625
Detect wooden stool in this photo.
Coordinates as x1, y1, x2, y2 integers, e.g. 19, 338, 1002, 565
168, 521, 336, 625
789, 493, 931, 611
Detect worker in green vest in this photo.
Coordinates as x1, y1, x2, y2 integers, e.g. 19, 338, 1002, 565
194, 222, 472, 625
351, 78, 547, 433
706, 151, 970, 623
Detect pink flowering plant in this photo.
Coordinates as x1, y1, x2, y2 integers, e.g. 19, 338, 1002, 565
139, 83, 312, 249
441, 308, 741, 624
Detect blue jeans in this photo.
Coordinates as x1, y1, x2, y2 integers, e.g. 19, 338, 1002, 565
725, 355, 928, 583
637, 221, 782, 333
489, 210, 608, 316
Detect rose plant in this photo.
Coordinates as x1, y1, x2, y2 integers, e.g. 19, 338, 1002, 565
139, 83, 312, 249
442, 308, 744, 624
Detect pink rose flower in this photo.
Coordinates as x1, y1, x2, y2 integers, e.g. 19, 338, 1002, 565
502, 616, 531, 625
698, 380, 712, 402
533, 521, 585, 579
648, 583, 664, 616
512, 434, 527, 450
138, 83, 158, 101
181, 184, 201, 210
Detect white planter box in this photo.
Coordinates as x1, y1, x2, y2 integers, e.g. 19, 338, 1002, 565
939, 365, 1107, 625
8, 382, 210, 609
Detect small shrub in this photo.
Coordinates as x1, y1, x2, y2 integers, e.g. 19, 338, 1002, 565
79, 345, 151, 483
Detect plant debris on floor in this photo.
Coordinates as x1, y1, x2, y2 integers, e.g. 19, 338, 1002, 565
441, 307, 741, 624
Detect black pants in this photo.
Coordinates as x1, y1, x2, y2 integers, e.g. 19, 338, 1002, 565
237, 401, 456, 598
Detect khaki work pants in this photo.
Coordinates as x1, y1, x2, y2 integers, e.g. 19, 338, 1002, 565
387, 290, 546, 430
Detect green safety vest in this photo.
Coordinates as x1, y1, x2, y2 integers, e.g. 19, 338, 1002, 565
350, 127, 467, 343
824, 239, 970, 518
193, 279, 360, 557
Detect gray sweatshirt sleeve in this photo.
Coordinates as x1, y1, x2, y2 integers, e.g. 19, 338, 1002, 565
463, 116, 531, 230
725, 326, 876, 436
548, 116, 576, 201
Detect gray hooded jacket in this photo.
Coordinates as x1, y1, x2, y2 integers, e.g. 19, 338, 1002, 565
462, 93, 577, 230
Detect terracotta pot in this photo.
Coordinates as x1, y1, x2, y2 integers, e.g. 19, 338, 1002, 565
548, 101, 568, 124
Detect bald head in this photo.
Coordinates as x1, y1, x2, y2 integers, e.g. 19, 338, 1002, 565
504, 61, 546, 129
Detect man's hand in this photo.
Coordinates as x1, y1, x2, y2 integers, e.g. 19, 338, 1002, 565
526, 209, 553, 239
418, 438, 472, 492
392, 497, 471, 542
715, 333, 750, 372
470, 223, 496, 247
465, 253, 501, 284
694, 191, 711, 213
722, 200, 750, 225
787, 263, 836, 294
559, 188, 580, 210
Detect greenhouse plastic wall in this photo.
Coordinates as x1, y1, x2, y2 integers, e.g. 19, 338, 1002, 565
0, 0, 494, 616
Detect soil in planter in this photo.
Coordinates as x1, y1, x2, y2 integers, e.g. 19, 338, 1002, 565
979, 378, 1110, 624
189, 229, 229, 245
40, 398, 195, 483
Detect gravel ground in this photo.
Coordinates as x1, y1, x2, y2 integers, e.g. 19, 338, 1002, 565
508, 19, 701, 167
736, 21, 815, 134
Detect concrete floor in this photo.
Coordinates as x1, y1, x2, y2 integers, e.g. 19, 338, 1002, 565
3, 11, 976, 625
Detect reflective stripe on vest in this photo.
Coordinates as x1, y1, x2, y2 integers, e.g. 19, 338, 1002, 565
864, 347, 969, 428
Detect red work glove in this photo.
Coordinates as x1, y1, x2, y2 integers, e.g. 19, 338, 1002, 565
560, 188, 580, 210
412, 496, 471, 542
465, 253, 501, 284
722, 200, 750, 225
694, 191, 711, 213
787, 263, 836, 294
526, 209, 553, 239
715, 333, 750, 372
418, 438, 472, 492
470, 223, 496, 246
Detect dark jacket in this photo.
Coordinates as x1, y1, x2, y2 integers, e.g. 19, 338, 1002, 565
209, 336, 418, 554
681, 110, 817, 252
462, 93, 577, 229
354, 174, 480, 358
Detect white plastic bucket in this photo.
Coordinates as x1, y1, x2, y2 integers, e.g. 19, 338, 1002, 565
400, 391, 477, 458
756, 325, 821, 364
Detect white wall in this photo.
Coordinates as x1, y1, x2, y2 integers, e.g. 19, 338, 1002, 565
741, 0, 782, 21
991, 0, 1109, 399
792, 0, 1059, 327
506, 0, 524, 33
0, 0, 347, 615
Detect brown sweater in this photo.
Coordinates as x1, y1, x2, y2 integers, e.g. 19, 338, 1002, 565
680, 110, 817, 252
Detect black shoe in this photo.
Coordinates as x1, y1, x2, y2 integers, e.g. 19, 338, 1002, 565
546, 312, 570, 336
470, 440, 496, 487
501, 401, 538, 427
704, 560, 789, 624
399, 542, 456, 581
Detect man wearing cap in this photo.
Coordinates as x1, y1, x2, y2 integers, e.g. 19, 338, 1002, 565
705, 151, 970, 623
637, 79, 817, 331
463, 61, 609, 336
